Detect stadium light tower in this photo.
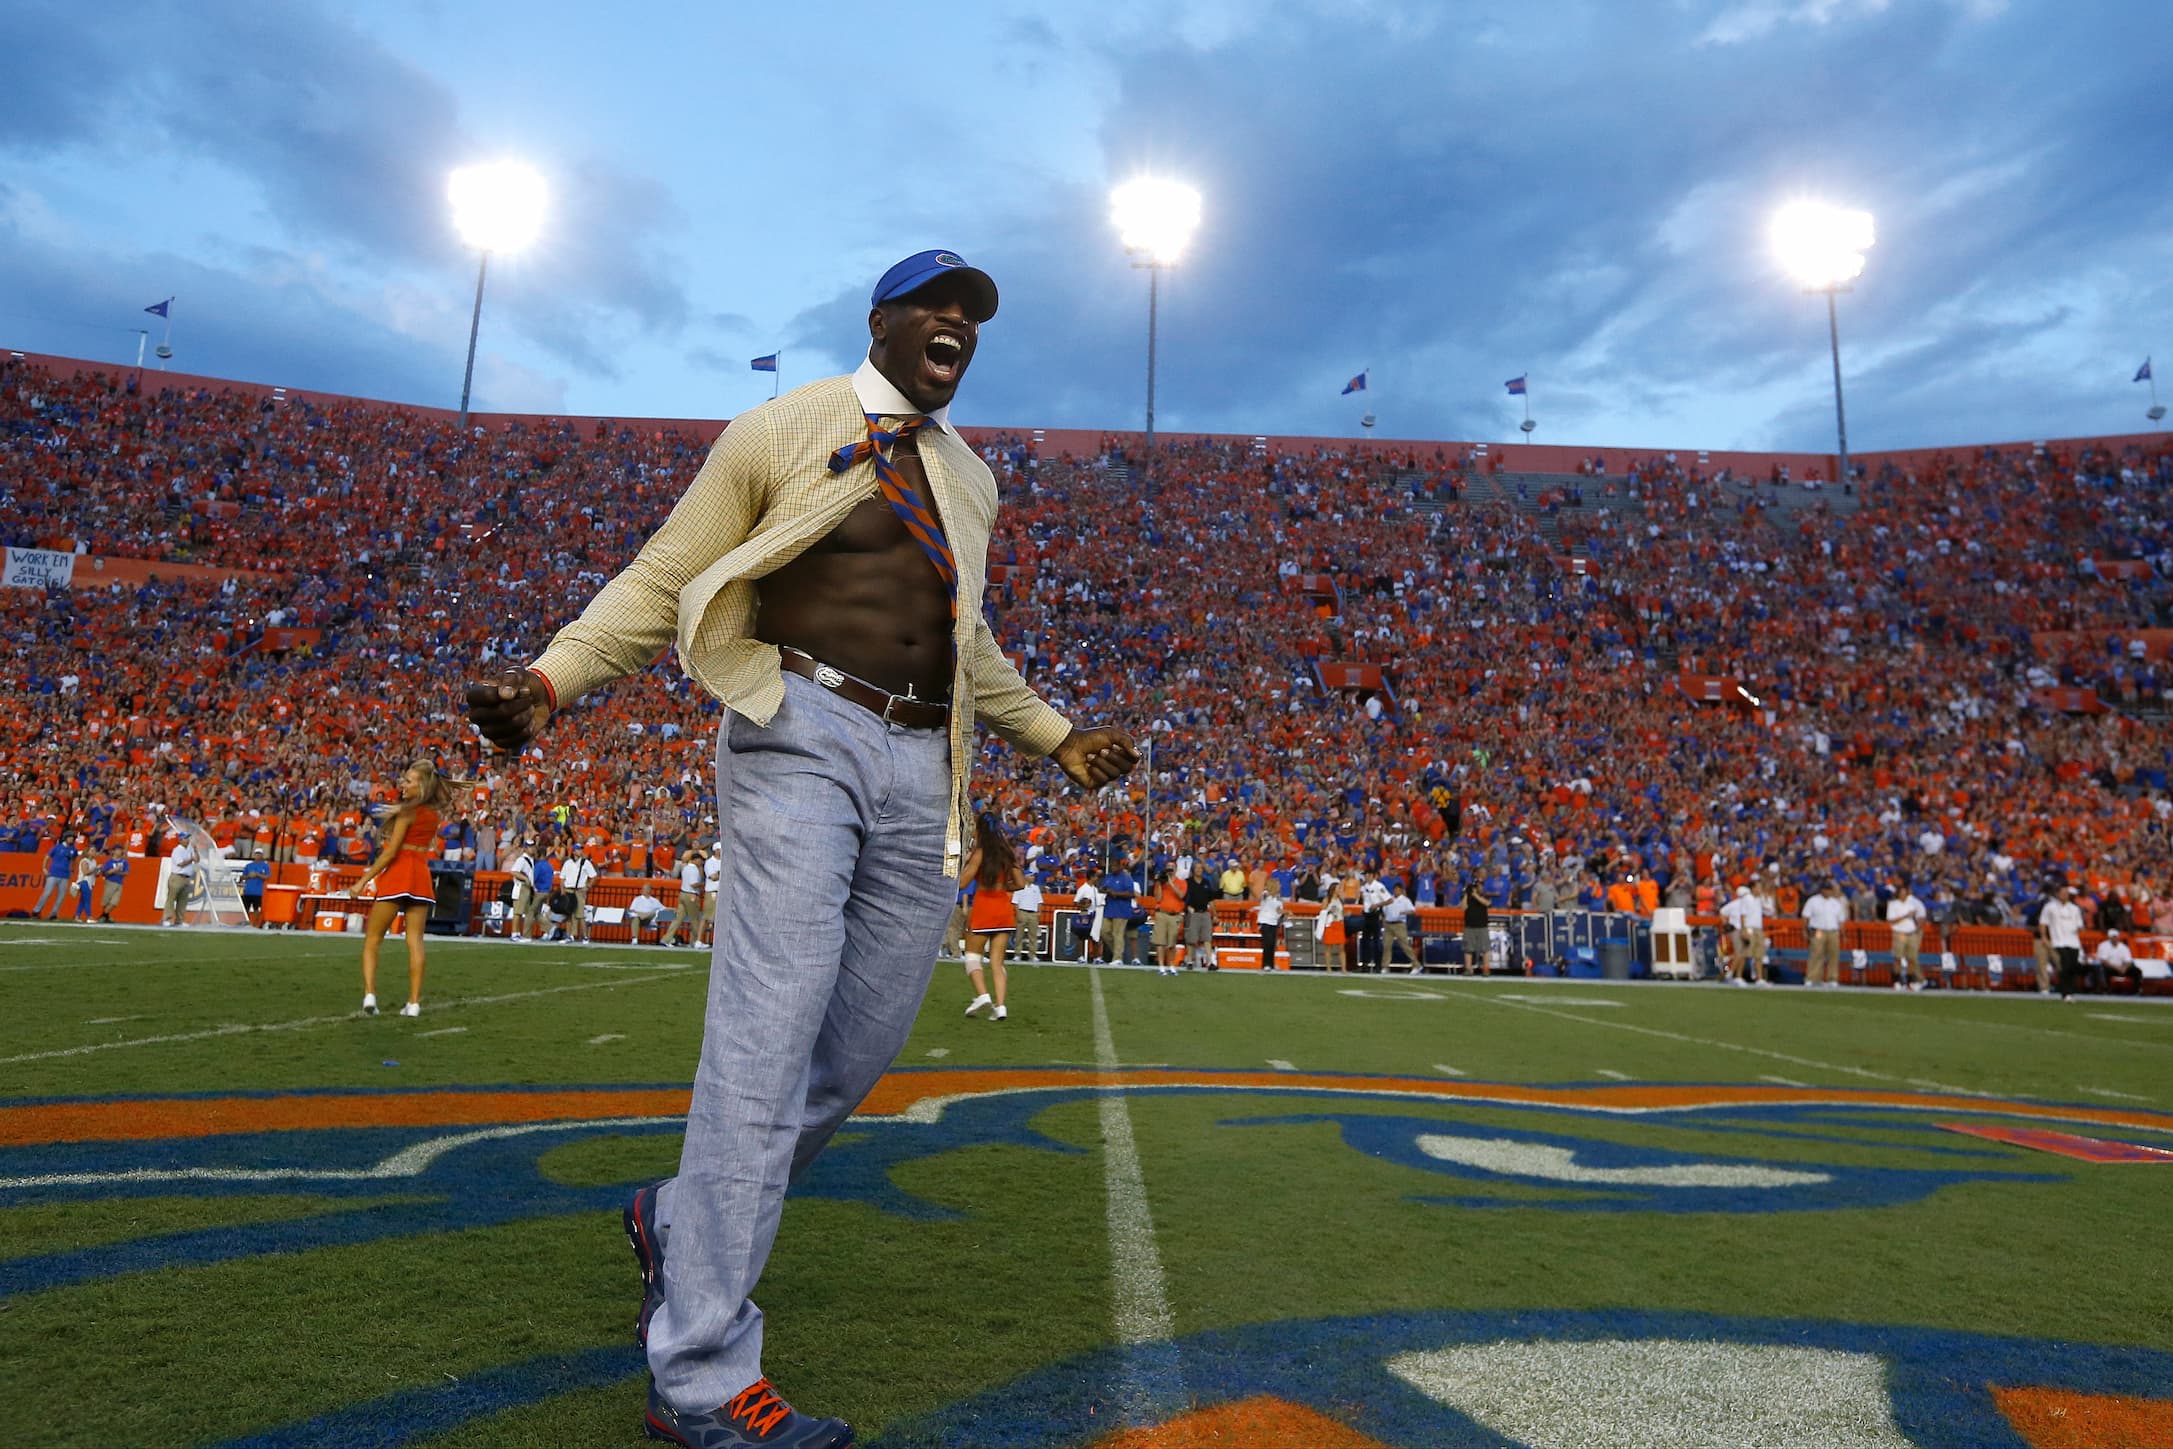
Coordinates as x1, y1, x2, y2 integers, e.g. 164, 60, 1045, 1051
449, 161, 547, 431
1772, 201, 1873, 488
1111, 177, 1202, 477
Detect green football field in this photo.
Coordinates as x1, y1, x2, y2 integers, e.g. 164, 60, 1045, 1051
3, 919, 2170, 1448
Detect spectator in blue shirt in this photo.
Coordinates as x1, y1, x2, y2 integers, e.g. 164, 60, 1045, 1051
240, 848, 272, 929
33, 836, 78, 920
1100, 860, 1140, 965
96, 848, 129, 923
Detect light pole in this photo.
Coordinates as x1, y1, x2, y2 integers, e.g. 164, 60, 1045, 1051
1110, 177, 1201, 479
448, 161, 547, 432
1772, 200, 1874, 488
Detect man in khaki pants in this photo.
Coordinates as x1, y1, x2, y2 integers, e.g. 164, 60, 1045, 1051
1720, 885, 1768, 985
1803, 882, 1848, 987
664, 849, 706, 948
1886, 882, 1928, 990
162, 837, 199, 927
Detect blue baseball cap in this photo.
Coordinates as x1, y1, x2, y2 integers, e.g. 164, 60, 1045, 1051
871, 249, 998, 321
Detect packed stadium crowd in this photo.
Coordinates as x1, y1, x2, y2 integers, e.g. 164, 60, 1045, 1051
4, 354, 2172, 946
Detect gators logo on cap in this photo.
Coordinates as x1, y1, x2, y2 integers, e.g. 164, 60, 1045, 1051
935, 252, 964, 267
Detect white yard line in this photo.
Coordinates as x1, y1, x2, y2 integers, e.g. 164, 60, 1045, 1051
1466, 992, 1995, 1095
1266, 1059, 1296, 1071
1759, 1075, 1811, 1088
2079, 1085, 2150, 1102
1594, 1068, 1633, 1081
586, 1034, 628, 1046
1818, 1000, 2173, 1052
923, 1047, 950, 1058
1433, 1063, 1469, 1077
1088, 966, 1183, 1424
0, 973, 689, 1066
0, 945, 355, 973
417, 1026, 468, 1038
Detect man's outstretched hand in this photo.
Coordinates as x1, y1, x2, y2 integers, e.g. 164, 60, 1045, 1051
464, 667, 552, 754
1052, 726, 1140, 790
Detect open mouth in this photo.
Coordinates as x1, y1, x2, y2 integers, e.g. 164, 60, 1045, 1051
923, 333, 966, 384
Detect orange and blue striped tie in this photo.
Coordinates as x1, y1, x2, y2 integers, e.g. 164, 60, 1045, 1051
828, 413, 957, 616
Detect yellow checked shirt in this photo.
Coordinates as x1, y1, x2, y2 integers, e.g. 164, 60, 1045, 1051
530, 373, 1072, 872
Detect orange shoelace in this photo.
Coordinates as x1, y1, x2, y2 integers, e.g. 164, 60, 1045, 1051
723, 1377, 792, 1437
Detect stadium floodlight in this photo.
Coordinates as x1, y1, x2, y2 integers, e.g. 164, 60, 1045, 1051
1771, 201, 1873, 291
448, 161, 547, 431
1111, 177, 1203, 476
1112, 177, 1202, 266
1772, 200, 1874, 489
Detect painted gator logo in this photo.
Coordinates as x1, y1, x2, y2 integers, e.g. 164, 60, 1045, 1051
5, 1070, 2170, 1445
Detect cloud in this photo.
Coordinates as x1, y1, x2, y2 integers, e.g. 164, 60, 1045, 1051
913, 0, 2173, 452
0, 0, 691, 381
1692, 0, 2006, 47
0, 206, 463, 408
3, 0, 2165, 455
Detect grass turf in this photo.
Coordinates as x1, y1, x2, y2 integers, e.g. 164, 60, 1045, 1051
1, 921, 2169, 1446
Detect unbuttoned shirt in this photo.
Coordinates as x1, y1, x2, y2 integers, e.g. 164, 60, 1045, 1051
530, 361, 1071, 871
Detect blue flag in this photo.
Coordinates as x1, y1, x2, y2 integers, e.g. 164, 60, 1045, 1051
749, 353, 778, 373
144, 298, 171, 318
1505, 375, 1527, 396
1341, 370, 1367, 395
2137, 358, 2153, 384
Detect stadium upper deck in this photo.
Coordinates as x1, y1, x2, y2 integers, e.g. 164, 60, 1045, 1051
3, 348, 2171, 932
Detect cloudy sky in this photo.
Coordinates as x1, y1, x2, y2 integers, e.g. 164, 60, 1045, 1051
2, 0, 2167, 453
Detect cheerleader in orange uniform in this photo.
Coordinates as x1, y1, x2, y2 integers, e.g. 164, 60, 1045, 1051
959, 813, 1026, 1022
346, 759, 471, 1018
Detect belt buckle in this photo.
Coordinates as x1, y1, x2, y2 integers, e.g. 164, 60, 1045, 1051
812, 663, 846, 690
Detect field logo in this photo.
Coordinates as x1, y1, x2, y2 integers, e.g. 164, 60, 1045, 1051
1225, 1110, 2051, 1213
880, 1308, 2173, 1448
4, 1069, 2171, 1445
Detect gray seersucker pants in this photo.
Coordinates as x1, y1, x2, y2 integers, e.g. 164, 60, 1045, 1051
647, 673, 955, 1410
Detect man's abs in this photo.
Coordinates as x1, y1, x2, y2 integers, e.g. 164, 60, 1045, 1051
754, 494, 954, 699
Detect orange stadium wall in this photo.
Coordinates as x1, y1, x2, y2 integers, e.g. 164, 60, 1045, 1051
4, 348, 1837, 479
1854, 431, 2173, 473
11, 345, 2158, 499
0, 854, 162, 922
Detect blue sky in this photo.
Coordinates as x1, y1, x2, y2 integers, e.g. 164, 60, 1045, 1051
2, 0, 2168, 452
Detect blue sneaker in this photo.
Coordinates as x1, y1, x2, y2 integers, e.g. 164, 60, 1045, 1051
644, 1378, 853, 1446
624, 1180, 666, 1349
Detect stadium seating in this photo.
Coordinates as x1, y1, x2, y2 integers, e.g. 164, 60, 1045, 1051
4, 351, 2172, 984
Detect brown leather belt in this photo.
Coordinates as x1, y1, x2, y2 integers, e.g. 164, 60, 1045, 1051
779, 648, 949, 729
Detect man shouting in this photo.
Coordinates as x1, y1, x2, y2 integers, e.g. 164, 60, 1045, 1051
467, 250, 1137, 1447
